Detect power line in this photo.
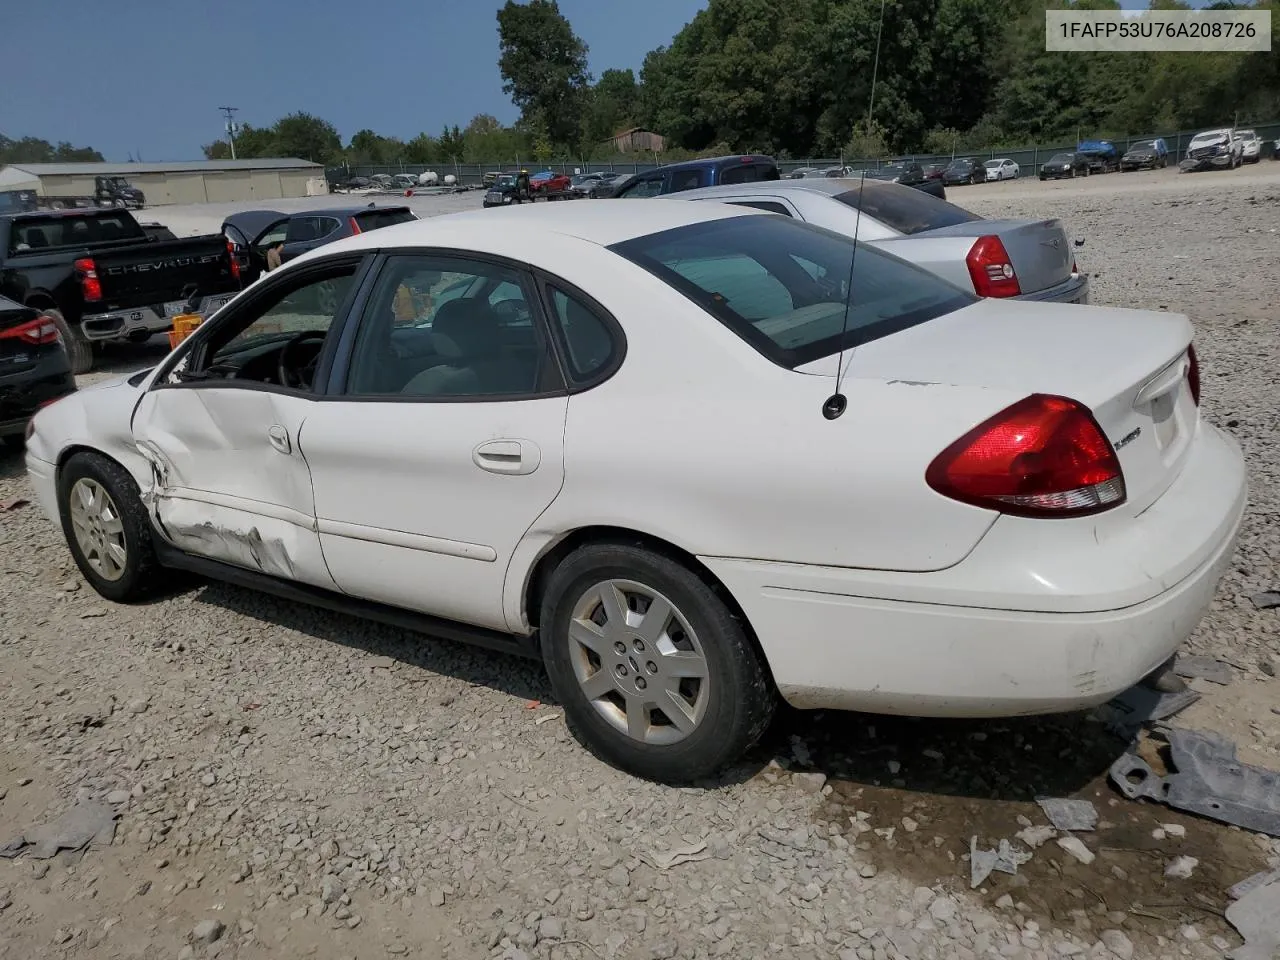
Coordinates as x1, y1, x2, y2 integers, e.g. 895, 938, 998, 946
218, 106, 240, 160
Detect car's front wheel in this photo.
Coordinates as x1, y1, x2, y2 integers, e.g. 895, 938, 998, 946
58, 452, 164, 603
541, 542, 776, 783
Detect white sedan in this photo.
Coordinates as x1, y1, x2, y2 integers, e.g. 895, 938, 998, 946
23, 201, 1246, 783
985, 158, 1020, 181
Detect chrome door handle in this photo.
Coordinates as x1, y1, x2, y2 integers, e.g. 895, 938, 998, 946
473, 439, 540, 476
267, 424, 292, 455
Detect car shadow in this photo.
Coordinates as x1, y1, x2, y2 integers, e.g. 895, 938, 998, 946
189, 578, 554, 707
184, 570, 1127, 802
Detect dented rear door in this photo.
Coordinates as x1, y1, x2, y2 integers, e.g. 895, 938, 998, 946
132, 385, 337, 589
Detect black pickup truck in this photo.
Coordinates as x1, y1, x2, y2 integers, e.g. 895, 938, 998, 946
0, 209, 240, 373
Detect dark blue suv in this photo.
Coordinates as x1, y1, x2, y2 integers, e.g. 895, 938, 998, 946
611, 155, 780, 199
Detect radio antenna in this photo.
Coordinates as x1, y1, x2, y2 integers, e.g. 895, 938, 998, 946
823, 0, 887, 421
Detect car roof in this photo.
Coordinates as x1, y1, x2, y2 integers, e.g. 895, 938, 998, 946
295, 198, 766, 261
1, 207, 137, 221
649, 154, 775, 173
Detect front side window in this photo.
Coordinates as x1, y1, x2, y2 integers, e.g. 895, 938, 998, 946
169, 264, 359, 390
344, 255, 558, 399
611, 214, 973, 368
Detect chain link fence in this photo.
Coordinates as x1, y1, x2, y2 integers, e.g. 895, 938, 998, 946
328, 121, 1280, 187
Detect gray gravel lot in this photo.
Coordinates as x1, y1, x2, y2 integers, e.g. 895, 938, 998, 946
1, 165, 1278, 960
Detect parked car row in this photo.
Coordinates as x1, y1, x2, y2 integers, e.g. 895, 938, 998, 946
20, 191, 1243, 786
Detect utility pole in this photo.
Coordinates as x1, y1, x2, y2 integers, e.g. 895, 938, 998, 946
218, 106, 240, 160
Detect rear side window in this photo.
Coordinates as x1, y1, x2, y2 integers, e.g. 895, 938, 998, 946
546, 285, 621, 384
610, 214, 973, 368
720, 164, 758, 185
833, 181, 981, 235
354, 208, 416, 232
285, 217, 325, 243
7, 213, 143, 253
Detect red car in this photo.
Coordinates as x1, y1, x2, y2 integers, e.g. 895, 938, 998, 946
529, 171, 572, 194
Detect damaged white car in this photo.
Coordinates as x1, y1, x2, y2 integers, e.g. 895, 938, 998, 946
24, 201, 1247, 783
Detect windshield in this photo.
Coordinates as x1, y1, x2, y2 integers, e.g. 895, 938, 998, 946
1128, 141, 1155, 151
984, 160, 1002, 168
1238, 130, 1256, 139
1191, 132, 1228, 145
880, 164, 907, 175
1048, 154, 1074, 163
947, 158, 973, 168
495, 175, 516, 186
610, 213, 973, 368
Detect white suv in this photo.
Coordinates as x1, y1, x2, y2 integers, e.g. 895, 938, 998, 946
1238, 129, 1263, 164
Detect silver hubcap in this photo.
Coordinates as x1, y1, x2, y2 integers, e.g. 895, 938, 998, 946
68, 478, 127, 581
568, 579, 710, 745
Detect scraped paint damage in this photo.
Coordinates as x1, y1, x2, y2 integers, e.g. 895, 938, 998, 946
169, 520, 298, 580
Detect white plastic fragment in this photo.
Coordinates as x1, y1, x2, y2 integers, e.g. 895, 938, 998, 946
1055, 836, 1095, 865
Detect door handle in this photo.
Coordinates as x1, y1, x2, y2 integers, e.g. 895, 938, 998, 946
267, 424, 292, 455
473, 439, 540, 476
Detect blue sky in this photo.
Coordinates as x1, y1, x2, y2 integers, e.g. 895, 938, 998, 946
2, 0, 707, 161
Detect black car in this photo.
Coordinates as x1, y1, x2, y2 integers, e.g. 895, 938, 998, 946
222, 204, 417, 284
856, 162, 947, 199
941, 158, 985, 186
0, 295, 76, 451
1039, 152, 1091, 180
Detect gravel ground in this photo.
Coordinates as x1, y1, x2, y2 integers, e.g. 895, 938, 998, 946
2, 165, 1279, 960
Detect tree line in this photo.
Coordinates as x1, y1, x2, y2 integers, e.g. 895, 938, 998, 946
1, 134, 103, 165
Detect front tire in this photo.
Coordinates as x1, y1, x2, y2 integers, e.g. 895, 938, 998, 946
540, 542, 776, 783
57, 452, 164, 603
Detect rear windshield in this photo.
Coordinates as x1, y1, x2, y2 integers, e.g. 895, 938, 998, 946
610, 214, 973, 368
7, 212, 144, 254
353, 208, 416, 232
832, 181, 981, 235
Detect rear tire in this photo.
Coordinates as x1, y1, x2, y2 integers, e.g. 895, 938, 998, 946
43, 308, 93, 375
540, 542, 776, 783
57, 452, 165, 603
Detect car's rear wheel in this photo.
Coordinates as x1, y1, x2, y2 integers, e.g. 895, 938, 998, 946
43, 308, 92, 375
540, 542, 775, 783
58, 452, 164, 603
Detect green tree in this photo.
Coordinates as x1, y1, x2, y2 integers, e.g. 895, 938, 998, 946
496, 0, 590, 146
581, 68, 640, 147
272, 112, 342, 163
1, 134, 103, 163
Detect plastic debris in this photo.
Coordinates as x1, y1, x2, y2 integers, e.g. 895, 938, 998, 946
637, 840, 710, 871
1036, 797, 1098, 832
1226, 875, 1280, 960
1229, 869, 1280, 900
0, 797, 117, 860
1055, 835, 1095, 865
1174, 655, 1234, 685
1094, 684, 1200, 737
969, 836, 1032, 888
1109, 727, 1280, 837
534, 713, 561, 725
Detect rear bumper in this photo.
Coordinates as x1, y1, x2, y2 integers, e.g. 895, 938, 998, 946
702, 422, 1246, 716
80, 292, 236, 342
1016, 272, 1089, 305
0, 360, 76, 437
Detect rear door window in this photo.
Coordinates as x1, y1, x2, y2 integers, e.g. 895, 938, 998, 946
616, 177, 665, 199
833, 181, 982, 235
610, 213, 974, 368
667, 169, 704, 193
285, 217, 325, 243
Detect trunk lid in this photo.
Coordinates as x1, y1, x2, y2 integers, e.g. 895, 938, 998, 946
908, 218, 1074, 295
0, 298, 45, 375
846, 298, 1198, 515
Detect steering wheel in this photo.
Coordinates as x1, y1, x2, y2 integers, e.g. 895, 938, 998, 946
277, 330, 328, 390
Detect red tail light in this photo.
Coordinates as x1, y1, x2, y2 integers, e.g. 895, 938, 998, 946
226, 239, 241, 282
1071, 258, 1079, 275
0, 315, 61, 346
348, 216, 362, 235
926, 394, 1126, 518
966, 236, 1021, 297
74, 257, 102, 301
1187, 344, 1201, 406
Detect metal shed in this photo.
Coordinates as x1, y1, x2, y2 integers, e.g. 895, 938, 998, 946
0, 159, 324, 205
